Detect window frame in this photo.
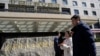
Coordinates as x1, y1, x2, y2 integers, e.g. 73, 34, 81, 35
90, 3, 95, 8
52, 0, 57, 3
74, 9, 79, 15
39, 0, 45, 3
92, 11, 97, 16
62, 0, 68, 5
73, 1, 78, 6
82, 2, 87, 7
84, 10, 88, 15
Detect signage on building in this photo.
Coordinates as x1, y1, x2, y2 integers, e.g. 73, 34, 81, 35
18, 1, 25, 5
9, 0, 59, 8
35, 2, 59, 8
18, 1, 35, 6
35, 2, 48, 7
48, 3, 59, 7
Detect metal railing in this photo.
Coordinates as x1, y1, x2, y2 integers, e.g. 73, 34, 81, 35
0, 9, 71, 15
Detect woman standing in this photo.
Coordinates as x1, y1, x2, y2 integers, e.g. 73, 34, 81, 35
60, 31, 73, 56
58, 32, 65, 56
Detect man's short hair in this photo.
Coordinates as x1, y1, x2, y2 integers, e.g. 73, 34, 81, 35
71, 15, 81, 20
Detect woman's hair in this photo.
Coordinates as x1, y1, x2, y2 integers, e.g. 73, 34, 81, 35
65, 31, 71, 37
58, 32, 65, 44
60, 32, 65, 37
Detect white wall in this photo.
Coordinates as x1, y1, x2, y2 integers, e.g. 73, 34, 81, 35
63, 0, 100, 19
0, 0, 100, 19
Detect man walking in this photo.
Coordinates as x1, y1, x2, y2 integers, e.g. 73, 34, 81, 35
71, 15, 96, 56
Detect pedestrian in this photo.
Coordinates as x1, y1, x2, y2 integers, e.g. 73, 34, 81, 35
58, 32, 65, 56
54, 32, 61, 56
71, 15, 96, 56
60, 31, 73, 56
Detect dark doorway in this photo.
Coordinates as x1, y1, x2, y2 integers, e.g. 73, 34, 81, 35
0, 3, 5, 11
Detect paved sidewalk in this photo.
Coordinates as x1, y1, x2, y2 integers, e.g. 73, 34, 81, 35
96, 42, 100, 46
96, 42, 100, 56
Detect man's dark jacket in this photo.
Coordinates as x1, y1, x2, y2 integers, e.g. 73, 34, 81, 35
54, 37, 59, 52
71, 22, 96, 56
54, 37, 64, 56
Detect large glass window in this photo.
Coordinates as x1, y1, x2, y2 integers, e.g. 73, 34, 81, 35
27, 0, 32, 2
82, 2, 87, 7
62, 8, 71, 14
63, 0, 68, 5
39, 0, 45, 3
90, 3, 95, 8
74, 9, 79, 15
37, 7, 59, 13
52, 0, 57, 3
8, 4, 34, 12
73, 1, 78, 6
99, 4, 100, 7
92, 11, 97, 16
0, 3, 5, 11
84, 10, 88, 15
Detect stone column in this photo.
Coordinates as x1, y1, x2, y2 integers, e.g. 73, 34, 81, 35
99, 18, 100, 27
34, 2, 37, 12
92, 24, 96, 39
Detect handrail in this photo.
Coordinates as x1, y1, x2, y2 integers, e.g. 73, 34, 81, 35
91, 29, 100, 33
0, 9, 71, 15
